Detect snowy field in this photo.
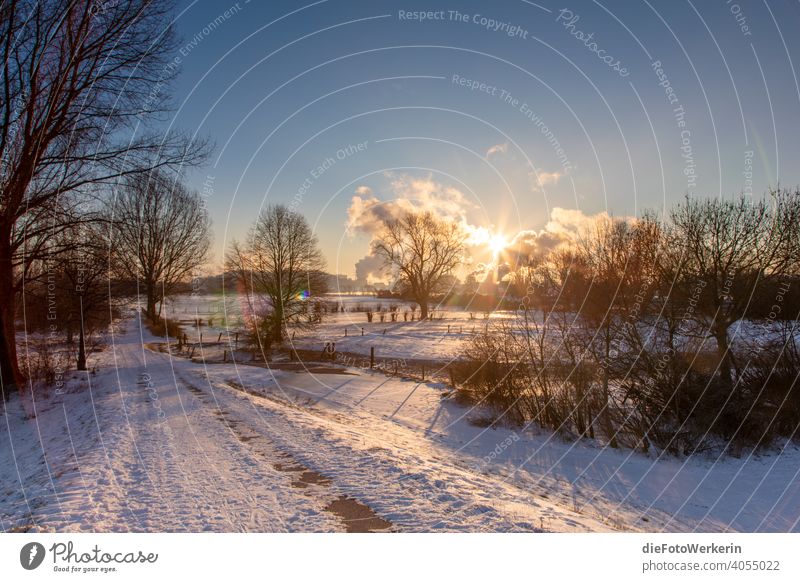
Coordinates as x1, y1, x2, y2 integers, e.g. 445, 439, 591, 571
162, 293, 794, 364
161, 293, 507, 361
2, 305, 800, 532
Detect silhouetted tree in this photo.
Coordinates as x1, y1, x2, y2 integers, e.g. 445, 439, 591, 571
670, 193, 798, 385
111, 170, 211, 321
227, 205, 327, 344
373, 211, 466, 319
0, 0, 208, 393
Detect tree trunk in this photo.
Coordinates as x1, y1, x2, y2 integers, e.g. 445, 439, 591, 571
271, 320, 283, 344
271, 305, 285, 344
602, 327, 618, 448
146, 287, 158, 321
77, 321, 87, 371
714, 325, 733, 386
418, 299, 429, 320
0, 238, 23, 398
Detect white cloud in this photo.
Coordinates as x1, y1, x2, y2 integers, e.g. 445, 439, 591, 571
354, 253, 387, 285
346, 173, 475, 236
505, 229, 571, 261
344, 174, 633, 281
534, 170, 563, 187
545, 207, 608, 236
526, 167, 564, 192
501, 207, 630, 264
485, 143, 508, 158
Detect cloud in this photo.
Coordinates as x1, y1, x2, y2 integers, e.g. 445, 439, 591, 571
346, 173, 483, 283
534, 170, 563, 187
346, 190, 396, 235
527, 167, 563, 191
504, 229, 571, 262
486, 143, 508, 158
501, 207, 621, 264
354, 253, 387, 285
346, 173, 475, 236
545, 207, 608, 236
344, 174, 631, 282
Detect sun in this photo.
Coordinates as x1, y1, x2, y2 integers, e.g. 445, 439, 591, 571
488, 233, 508, 258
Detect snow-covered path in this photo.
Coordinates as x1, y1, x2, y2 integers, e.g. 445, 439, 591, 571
3, 313, 799, 532
1, 317, 347, 532
0, 315, 605, 532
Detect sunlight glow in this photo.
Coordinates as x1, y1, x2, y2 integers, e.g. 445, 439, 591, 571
488, 233, 508, 258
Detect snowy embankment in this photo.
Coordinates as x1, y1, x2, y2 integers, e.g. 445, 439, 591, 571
2, 311, 799, 532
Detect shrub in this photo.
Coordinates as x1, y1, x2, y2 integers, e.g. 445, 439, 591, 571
144, 311, 183, 339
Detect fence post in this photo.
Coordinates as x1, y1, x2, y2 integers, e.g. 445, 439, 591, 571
361, 327, 364, 336
421, 365, 425, 381
223, 350, 228, 363
370, 346, 374, 369
218, 332, 223, 342
345, 328, 348, 337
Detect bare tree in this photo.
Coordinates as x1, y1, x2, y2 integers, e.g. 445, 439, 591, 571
51, 221, 116, 371
111, 170, 211, 321
670, 193, 797, 385
227, 205, 327, 345
0, 0, 208, 391
373, 211, 466, 319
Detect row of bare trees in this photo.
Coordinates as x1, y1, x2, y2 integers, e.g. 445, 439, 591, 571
457, 191, 800, 454
223, 206, 470, 359
1, 0, 211, 396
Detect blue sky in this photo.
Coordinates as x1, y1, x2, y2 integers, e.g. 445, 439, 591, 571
166, 0, 800, 278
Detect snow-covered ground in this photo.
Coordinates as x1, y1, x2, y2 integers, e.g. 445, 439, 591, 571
163, 293, 507, 361
2, 308, 799, 532
162, 293, 796, 364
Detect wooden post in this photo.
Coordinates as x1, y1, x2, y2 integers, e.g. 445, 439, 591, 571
449, 367, 456, 388
421, 365, 425, 381
200, 332, 203, 345
447, 325, 450, 333
234, 332, 239, 348
370, 347, 374, 369
218, 332, 223, 342
394, 361, 398, 376
223, 350, 228, 363
361, 327, 364, 336
345, 328, 348, 337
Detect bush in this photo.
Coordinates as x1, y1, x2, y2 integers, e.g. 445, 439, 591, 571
143, 311, 183, 339
453, 326, 528, 425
